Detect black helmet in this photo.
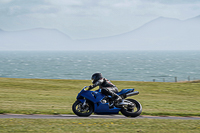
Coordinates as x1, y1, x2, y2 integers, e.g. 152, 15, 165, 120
91, 73, 103, 84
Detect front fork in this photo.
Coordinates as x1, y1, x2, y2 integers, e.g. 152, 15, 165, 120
77, 99, 88, 109
81, 100, 87, 108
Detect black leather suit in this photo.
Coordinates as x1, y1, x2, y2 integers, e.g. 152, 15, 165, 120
89, 78, 119, 98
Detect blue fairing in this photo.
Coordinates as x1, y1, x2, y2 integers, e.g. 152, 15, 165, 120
117, 89, 134, 95
94, 103, 121, 114
76, 87, 134, 115
77, 90, 97, 103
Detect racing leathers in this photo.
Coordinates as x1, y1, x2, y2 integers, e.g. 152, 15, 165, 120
88, 78, 122, 103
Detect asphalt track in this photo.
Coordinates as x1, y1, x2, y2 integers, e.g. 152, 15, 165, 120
1, 114, 200, 120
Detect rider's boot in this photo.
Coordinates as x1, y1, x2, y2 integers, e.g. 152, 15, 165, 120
103, 89, 122, 107
109, 94, 122, 108
114, 95, 122, 104
110, 92, 122, 104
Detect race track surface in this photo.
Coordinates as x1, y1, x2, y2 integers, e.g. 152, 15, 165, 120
1, 114, 200, 120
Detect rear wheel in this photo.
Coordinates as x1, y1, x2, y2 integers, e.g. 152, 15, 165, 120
72, 100, 93, 117
120, 99, 142, 117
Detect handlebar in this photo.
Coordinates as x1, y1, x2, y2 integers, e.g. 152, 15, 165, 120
83, 86, 89, 90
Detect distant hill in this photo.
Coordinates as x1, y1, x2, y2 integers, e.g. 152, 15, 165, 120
1, 15, 200, 51
0, 29, 4, 32
0, 28, 73, 51
186, 15, 200, 21
79, 16, 200, 50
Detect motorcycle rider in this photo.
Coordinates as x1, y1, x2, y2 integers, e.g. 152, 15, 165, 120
88, 73, 122, 104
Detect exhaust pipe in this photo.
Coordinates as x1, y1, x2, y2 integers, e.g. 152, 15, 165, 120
126, 91, 139, 97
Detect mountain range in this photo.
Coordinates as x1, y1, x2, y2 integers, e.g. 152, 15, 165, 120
1, 15, 200, 51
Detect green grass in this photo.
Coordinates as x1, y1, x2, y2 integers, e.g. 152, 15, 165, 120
0, 78, 200, 116
0, 118, 200, 133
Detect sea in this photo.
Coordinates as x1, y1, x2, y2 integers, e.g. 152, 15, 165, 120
0, 51, 200, 82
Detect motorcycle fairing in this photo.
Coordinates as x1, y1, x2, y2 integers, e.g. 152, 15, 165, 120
76, 89, 121, 114
94, 103, 121, 114
117, 89, 134, 95
92, 91, 121, 114
77, 90, 97, 103
76, 88, 135, 115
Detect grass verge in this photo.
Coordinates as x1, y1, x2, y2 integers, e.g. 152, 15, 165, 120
0, 118, 200, 133
0, 78, 200, 116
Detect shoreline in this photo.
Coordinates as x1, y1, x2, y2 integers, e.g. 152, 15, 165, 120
1, 77, 200, 83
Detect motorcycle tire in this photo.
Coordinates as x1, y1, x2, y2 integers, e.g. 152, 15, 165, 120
120, 99, 142, 117
72, 100, 93, 117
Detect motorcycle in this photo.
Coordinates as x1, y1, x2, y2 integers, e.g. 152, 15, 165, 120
72, 86, 142, 117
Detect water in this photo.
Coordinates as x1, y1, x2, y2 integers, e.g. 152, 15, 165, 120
0, 51, 200, 82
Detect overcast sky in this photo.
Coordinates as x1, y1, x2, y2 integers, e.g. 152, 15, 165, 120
0, 0, 200, 39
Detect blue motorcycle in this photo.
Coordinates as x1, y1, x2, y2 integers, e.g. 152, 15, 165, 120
72, 86, 142, 117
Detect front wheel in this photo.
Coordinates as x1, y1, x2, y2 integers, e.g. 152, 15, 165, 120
120, 99, 142, 117
72, 100, 93, 117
